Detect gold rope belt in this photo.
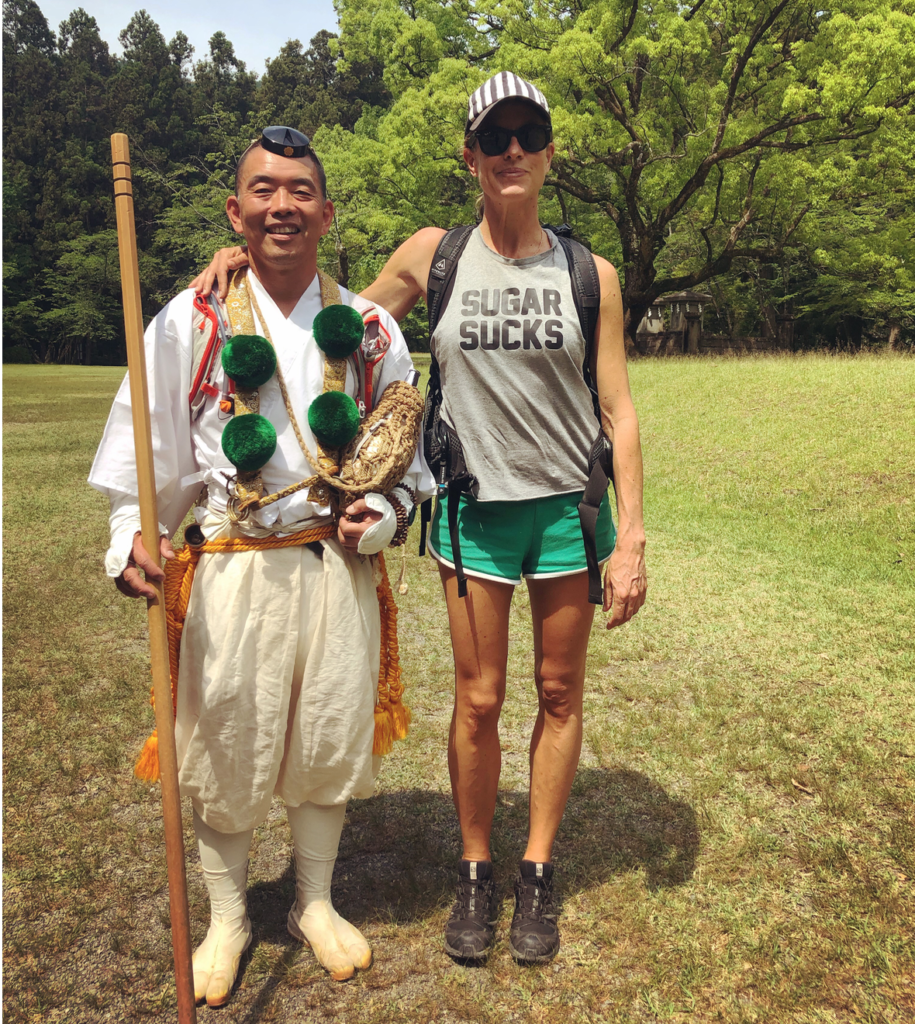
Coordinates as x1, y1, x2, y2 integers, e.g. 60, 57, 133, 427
134, 524, 410, 782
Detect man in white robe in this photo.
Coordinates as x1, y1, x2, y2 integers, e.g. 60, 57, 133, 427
89, 128, 434, 1005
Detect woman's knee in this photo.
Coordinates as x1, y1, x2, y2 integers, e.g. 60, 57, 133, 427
536, 674, 583, 723
454, 678, 505, 732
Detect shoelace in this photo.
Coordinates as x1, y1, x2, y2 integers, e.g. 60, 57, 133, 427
515, 877, 554, 920
454, 877, 495, 916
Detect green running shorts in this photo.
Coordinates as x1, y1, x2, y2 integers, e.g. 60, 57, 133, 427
428, 490, 616, 585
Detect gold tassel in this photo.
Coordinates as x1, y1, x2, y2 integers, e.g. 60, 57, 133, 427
390, 702, 411, 740
134, 731, 160, 782
371, 552, 411, 755
373, 707, 394, 756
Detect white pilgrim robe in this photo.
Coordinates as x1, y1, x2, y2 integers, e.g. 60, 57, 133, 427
90, 273, 434, 831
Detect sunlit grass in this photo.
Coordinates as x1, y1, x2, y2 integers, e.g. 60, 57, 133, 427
3, 355, 913, 1023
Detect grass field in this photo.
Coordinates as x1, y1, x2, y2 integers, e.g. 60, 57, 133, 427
3, 354, 914, 1024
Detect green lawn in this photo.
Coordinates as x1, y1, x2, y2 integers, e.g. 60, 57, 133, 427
3, 355, 914, 1024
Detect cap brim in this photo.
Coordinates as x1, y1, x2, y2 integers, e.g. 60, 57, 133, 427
467, 98, 551, 133
468, 103, 496, 133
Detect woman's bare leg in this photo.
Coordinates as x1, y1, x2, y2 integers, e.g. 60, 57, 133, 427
439, 564, 515, 862
524, 571, 595, 864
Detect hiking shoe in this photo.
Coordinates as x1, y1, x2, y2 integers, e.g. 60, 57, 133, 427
509, 860, 559, 963
443, 859, 498, 960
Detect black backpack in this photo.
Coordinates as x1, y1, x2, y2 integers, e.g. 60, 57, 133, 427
420, 224, 614, 604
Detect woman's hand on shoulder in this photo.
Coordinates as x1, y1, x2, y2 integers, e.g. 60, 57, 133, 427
190, 245, 250, 301
360, 227, 448, 322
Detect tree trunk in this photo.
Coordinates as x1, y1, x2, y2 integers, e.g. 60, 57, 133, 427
622, 270, 653, 356
622, 308, 636, 353
336, 240, 349, 289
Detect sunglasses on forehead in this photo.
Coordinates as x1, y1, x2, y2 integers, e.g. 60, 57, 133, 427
473, 123, 553, 156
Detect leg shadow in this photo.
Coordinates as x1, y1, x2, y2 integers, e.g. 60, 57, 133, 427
560, 766, 700, 890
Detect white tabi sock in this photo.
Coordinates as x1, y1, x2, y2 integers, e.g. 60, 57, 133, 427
286, 801, 372, 980
192, 810, 253, 1007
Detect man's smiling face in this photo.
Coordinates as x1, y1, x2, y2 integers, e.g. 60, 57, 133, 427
226, 146, 333, 270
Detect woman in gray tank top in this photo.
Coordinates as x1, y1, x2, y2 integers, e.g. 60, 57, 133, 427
195, 72, 647, 968
370, 76, 646, 967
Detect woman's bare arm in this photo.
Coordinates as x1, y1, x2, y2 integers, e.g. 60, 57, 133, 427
359, 227, 445, 320
591, 255, 647, 629
189, 227, 447, 321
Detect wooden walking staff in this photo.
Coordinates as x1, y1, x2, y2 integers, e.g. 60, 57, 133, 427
110, 133, 198, 1024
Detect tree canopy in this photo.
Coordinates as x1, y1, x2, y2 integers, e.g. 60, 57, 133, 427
3, 0, 913, 361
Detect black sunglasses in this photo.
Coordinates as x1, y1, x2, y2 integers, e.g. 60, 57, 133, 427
474, 123, 553, 156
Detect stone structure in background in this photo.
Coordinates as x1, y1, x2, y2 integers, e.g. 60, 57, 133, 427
638, 304, 664, 335
662, 292, 712, 333
635, 291, 795, 356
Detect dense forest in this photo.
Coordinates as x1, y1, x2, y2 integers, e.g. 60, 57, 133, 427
3, 0, 914, 362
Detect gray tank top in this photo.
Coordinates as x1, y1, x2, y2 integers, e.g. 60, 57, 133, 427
431, 227, 599, 502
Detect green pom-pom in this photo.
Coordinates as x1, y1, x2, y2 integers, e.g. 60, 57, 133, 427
221, 335, 276, 389
313, 305, 364, 359
221, 414, 277, 471
308, 391, 360, 447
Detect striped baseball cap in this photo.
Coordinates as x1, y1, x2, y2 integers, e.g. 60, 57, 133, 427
466, 72, 550, 132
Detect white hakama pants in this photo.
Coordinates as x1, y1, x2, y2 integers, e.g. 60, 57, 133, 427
174, 537, 381, 833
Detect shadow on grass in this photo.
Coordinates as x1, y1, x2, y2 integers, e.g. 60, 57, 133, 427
245, 770, 699, 931
237, 769, 697, 1017
563, 767, 699, 890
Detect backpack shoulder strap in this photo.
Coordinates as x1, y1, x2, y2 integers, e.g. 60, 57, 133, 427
426, 225, 475, 339
419, 225, 474, 567
351, 299, 394, 414
189, 294, 227, 419
555, 233, 602, 418
555, 234, 601, 362
557, 235, 617, 598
